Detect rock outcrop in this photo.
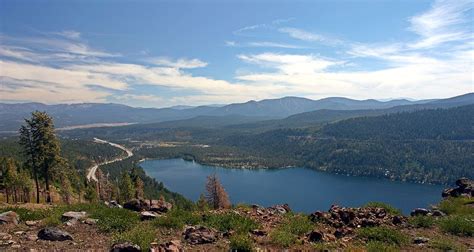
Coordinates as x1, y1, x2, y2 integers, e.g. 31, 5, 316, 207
442, 177, 473, 198
123, 199, 150, 212
151, 240, 183, 252
183, 226, 218, 245
150, 200, 173, 213
309, 205, 406, 240
0, 211, 19, 225
110, 242, 141, 252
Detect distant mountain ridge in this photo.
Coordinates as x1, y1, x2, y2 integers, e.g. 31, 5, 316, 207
1, 93, 472, 131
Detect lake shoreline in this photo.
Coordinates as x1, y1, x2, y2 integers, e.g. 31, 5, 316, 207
140, 158, 445, 214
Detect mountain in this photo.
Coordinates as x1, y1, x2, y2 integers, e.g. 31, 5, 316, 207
1, 93, 471, 132
225, 93, 474, 131
208, 96, 425, 117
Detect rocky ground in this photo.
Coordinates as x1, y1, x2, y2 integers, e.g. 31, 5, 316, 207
0, 178, 473, 251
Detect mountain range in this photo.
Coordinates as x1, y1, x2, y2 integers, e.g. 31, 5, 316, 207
0, 93, 472, 132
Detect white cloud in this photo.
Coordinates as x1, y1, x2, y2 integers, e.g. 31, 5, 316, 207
408, 0, 472, 48
225, 41, 305, 49
279, 27, 342, 45
238, 53, 341, 74
147, 57, 208, 69
53, 30, 81, 39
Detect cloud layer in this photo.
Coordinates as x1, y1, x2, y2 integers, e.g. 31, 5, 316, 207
1, 0, 472, 107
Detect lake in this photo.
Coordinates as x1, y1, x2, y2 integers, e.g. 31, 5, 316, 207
140, 158, 445, 214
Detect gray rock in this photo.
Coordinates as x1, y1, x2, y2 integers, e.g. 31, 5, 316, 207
37, 227, 73, 241
140, 211, 159, 221
183, 225, 218, 245
61, 211, 87, 222
431, 210, 446, 217
110, 242, 141, 252
106, 200, 123, 209
25, 220, 39, 226
0, 211, 19, 225
410, 208, 430, 216
413, 236, 430, 244
84, 218, 99, 225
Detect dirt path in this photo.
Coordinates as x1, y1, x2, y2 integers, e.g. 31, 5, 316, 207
86, 138, 133, 182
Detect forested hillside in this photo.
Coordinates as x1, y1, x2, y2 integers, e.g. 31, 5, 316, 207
322, 105, 474, 140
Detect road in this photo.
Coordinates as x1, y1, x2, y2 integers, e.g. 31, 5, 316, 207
86, 138, 133, 182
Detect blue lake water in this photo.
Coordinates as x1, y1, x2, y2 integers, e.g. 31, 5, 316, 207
140, 158, 445, 214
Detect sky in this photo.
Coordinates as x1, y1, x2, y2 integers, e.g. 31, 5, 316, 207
0, 0, 473, 108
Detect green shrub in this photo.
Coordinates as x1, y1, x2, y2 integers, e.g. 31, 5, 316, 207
153, 208, 201, 229
430, 237, 467, 251
269, 229, 295, 248
366, 241, 399, 252
408, 215, 435, 228
363, 202, 402, 215
357, 227, 408, 246
438, 215, 474, 236
438, 197, 474, 215
229, 234, 254, 252
284, 214, 313, 236
269, 214, 313, 247
202, 212, 258, 234
112, 223, 156, 251
1, 207, 50, 221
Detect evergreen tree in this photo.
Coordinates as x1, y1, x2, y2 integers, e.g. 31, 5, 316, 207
135, 176, 144, 199
19, 111, 63, 203
205, 174, 231, 209
119, 171, 135, 202
84, 183, 98, 203
197, 193, 209, 211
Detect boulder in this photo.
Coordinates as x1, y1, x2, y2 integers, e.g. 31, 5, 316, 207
123, 199, 150, 212
25, 220, 39, 226
307, 230, 324, 242
413, 237, 430, 244
183, 225, 218, 245
150, 201, 173, 213
61, 211, 87, 222
110, 242, 141, 252
431, 210, 446, 217
151, 240, 182, 252
84, 218, 99, 225
0, 211, 19, 225
456, 177, 471, 188
106, 200, 123, 209
410, 208, 430, 216
140, 211, 159, 221
37, 227, 73, 241
250, 229, 267, 236
442, 178, 474, 198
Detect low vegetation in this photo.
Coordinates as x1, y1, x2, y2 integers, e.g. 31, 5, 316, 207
269, 214, 313, 247
356, 226, 409, 246
364, 201, 402, 215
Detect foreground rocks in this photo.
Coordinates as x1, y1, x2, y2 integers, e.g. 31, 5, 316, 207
123, 199, 150, 212
110, 242, 141, 252
151, 240, 183, 252
183, 226, 218, 245
442, 177, 474, 198
123, 198, 174, 213
37, 227, 73, 241
0, 211, 19, 225
308, 205, 407, 240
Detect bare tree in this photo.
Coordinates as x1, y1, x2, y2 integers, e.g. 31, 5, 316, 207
205, 174, 231, 209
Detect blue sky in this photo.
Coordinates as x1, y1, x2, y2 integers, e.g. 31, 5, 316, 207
0, 0, 472, 107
